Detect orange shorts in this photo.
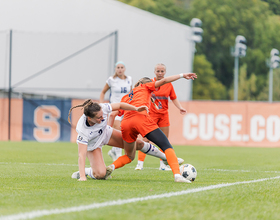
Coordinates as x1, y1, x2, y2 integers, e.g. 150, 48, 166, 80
150, 112, 170, 127
121, 114, 159, 143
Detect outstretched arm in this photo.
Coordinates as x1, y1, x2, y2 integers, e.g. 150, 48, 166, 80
110, 102, 148, 113
155, 73, 197, 88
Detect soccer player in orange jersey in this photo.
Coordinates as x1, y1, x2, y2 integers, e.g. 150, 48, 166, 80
104, 72, 197, 183
135, 63, 187, 171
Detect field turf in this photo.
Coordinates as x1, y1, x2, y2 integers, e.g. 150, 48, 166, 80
0, 141, 280, 220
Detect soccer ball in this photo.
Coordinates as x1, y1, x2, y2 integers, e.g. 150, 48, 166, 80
180, 164, 197, 182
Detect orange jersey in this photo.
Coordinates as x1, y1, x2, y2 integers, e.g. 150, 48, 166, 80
121, 114, 158, 143
150, 78, 177, 114
120, 81, 158, 119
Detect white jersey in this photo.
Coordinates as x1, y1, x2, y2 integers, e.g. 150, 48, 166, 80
76, 103, 112, 151
106, 76, 132, 103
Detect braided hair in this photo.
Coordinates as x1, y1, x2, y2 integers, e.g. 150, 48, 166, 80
68, 99, 101, 124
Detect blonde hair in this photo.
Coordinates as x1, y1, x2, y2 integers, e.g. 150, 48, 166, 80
134, 77, 152, 87
68, 99, 101, 124
154, 63, 166, 71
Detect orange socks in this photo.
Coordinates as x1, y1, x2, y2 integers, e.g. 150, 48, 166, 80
138, 150, 147, 161
164, 148, 180, 175
112, 155, 132, 169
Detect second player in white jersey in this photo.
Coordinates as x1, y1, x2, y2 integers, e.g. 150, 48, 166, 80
100, 61, 133, 161
106, 75, 133, 103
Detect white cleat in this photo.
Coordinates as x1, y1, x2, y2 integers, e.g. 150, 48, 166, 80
163, 158, 184, 166
104, 165, 114, 180
135, 164, 143, 170
175, 175, 191, 183
71, 171, 80, 179
159, 164, 172, 171
108, 150, 117, 161
178, 158, 184, 165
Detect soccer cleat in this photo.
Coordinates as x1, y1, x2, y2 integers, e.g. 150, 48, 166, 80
104, 165, 114, 180
178, 158, 184, 165
174, 175, 191, 183
71, 171, 80, 179
135, 164, 143, 170
163, 158, 184, 166
108, 150, 117, 161
159, 164, 172, 171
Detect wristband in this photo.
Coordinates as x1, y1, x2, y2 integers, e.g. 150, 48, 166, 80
179, 73, 184, 78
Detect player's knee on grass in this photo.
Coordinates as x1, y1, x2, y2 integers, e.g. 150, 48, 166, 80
92, 170, 106, 180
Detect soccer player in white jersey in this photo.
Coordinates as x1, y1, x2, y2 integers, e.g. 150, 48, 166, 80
68, 99, 172, 181
100, 61, 133, 161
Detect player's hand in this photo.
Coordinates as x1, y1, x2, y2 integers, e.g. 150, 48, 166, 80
179, 108, 187, 115
182, 73, 197, 80
78, 176, 87, 181
136, 105, 149, 113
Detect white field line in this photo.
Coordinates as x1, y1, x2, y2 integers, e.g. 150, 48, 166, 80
203, 168, 280, 173
0, 162, 78, 167
0, 162, 280, 173
1, 176, 280, 220
1, 162, 280, 173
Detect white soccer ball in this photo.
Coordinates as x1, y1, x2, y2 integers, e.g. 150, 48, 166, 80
180, 164, 197, 182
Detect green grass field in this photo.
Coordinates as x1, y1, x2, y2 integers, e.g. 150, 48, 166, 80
1, 141, 280, 220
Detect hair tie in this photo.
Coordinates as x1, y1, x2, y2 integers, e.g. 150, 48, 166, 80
115, 61, 125, 67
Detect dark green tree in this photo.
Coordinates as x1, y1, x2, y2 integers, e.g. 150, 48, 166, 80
118, 0, 280, 100
118, 0, 188, 23
184, 0, 280, 99
257, 68, 280, 101
262, 0, 280, 15
193, 55, 227, 100
228, 64, 257, 100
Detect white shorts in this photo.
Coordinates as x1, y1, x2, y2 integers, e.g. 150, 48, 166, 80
87, 125, 113, 152
115, 115, 124, 121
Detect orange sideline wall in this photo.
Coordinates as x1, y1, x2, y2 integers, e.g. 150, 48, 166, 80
1, 98, 280, 147
169, 101, 280, 147
0, 98, 23, 141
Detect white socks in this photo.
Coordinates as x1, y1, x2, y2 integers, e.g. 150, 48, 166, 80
140, 142, 167, 160
137, 161, 144, 166
112, 147, 122, 158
